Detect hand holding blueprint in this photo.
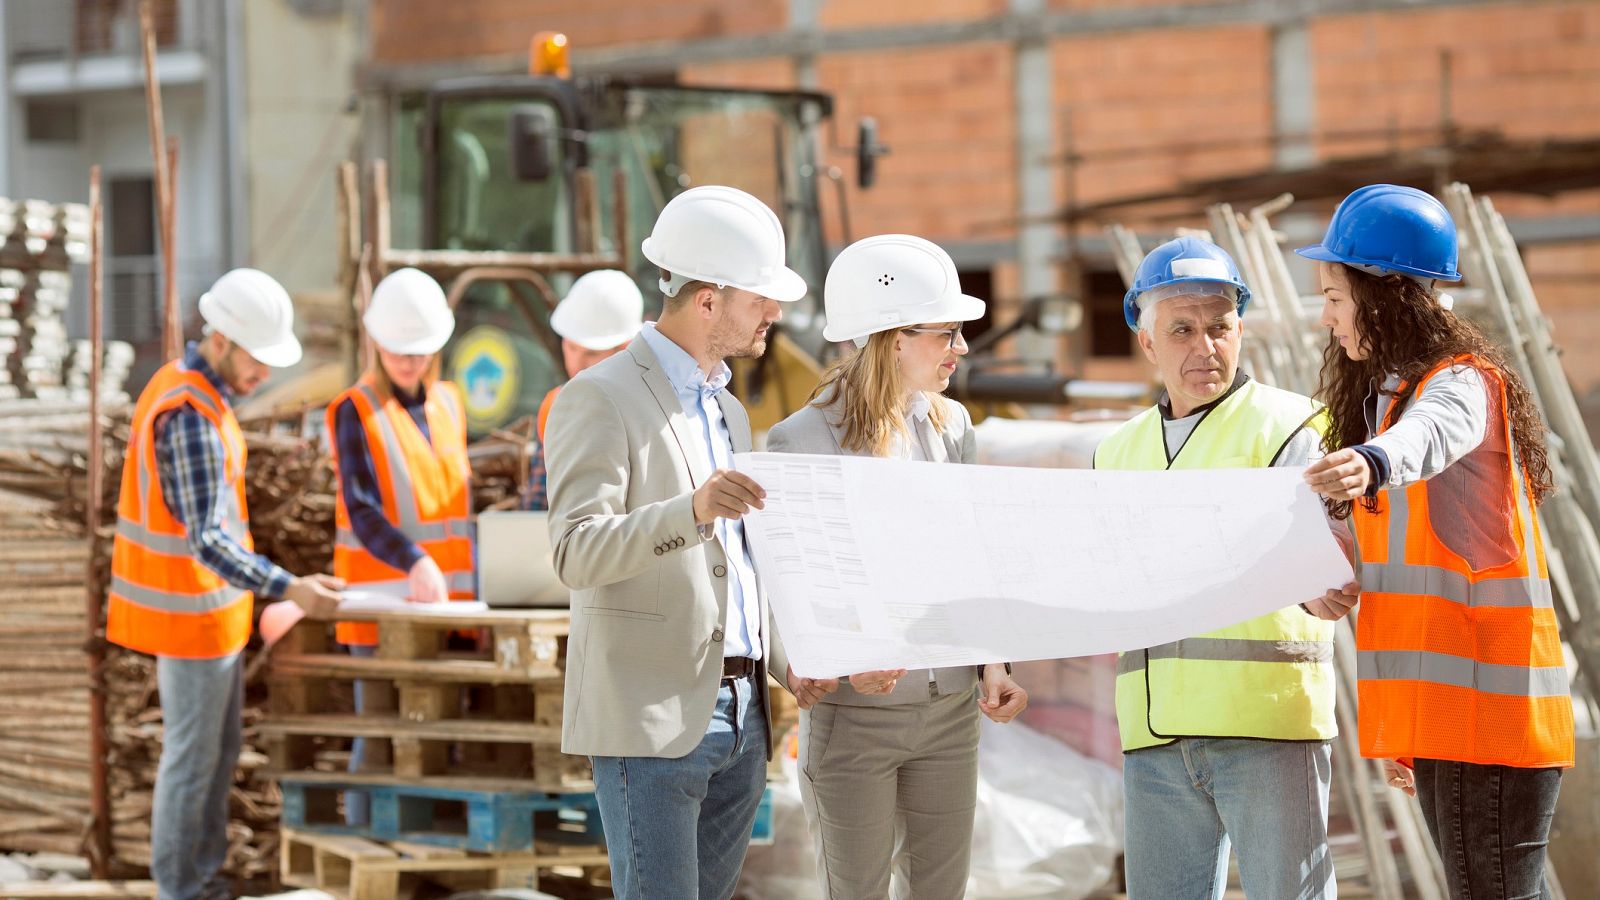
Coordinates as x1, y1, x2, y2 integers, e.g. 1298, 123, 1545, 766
734, 452, 1352, 678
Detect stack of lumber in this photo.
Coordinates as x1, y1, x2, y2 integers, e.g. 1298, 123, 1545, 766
0, 198, 108, 403
0, 400, 122, 864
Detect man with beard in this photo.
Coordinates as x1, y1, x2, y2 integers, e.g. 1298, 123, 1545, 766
106, 268, 344, 900
544, 186, 806, 899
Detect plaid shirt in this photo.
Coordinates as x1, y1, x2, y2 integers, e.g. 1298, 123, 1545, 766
151, 344, 293, 599
331, 388, 432, 573
519, 439, 549, 511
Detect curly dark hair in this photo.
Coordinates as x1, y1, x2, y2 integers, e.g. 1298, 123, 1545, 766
1315, 264, 1553, 519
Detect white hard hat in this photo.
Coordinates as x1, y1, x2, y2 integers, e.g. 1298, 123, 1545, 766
822, 234, 985, 344
640, 185, 807, 302
551, 269, 644, 350
364, 268, 455, 355
197, 268, 302, 367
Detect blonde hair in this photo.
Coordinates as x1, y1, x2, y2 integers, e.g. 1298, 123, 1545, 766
809, 328, 950, 457
365, 352, 441, 403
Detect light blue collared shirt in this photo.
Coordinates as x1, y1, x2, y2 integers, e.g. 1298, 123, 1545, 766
639, 324, 762, 660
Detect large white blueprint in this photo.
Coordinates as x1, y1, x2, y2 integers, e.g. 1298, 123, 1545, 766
733, 452, 1352, 679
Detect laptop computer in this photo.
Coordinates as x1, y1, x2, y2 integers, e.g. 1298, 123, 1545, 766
476, 510, 570, 608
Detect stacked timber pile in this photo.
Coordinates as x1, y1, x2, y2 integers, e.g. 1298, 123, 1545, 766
0, 400, 537, 880
0, 401, 122, 863
0, 198, 125, 403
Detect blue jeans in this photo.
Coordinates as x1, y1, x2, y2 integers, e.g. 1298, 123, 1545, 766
1413, 758, 1562, 900
152, 653, 244, 900
1123, 739, 1335, 900
590, 673, 768, 900
345, 643, 379, 826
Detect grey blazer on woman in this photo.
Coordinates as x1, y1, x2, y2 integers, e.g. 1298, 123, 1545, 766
765, 394, 980, 707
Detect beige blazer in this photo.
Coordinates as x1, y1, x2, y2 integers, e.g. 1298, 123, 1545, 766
765, 393, 981, 707
545, 337, 773, 758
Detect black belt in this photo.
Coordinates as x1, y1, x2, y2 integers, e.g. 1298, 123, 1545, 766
721, 656, 757, 679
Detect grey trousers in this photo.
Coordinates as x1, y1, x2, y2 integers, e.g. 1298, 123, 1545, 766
798, 686, 981, 900
152, 652, 243, 900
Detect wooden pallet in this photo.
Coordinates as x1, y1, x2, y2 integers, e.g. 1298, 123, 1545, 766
265, 610, 591, 791
280, 777, 604, 852
279, 827, 608, 900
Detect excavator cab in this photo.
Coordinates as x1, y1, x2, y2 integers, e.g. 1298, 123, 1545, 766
388, 51, 838, 437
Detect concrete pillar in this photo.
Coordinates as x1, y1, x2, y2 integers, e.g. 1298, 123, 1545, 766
1012, 0, 1056, 365
790, 0, 821, 90
1271, 21, 1316, 169
0, 2, 14, 196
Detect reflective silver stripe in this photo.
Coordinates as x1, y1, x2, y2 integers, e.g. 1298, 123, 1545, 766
446, 571, 473, 591
115, 519, 193, 556
1119, 638, 1334, 674
354, 383, 425, 528
1367, 433, 1550, 608
1357, 649, 1569, 698
110, 574, 247, 614
1360, 561, 1551, 608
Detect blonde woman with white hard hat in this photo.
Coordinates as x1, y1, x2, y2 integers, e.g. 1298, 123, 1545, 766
107, 268, 344, 900
766, 234, 1029, 899
520, 269, 644, 511
325, 268, 474, 825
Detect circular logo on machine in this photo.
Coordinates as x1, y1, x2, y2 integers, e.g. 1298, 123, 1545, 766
450, 326, 519, 431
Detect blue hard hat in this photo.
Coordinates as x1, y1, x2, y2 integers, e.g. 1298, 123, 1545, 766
1122, 236, 1252, 331
1295, 184, 1461, 281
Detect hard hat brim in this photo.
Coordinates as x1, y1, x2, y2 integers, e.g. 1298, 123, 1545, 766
821, 292, 987, 343
244, 334, 303, 368
1295, 244, 1461, 282
371, 330, 451, 357
563, 328, 640, 352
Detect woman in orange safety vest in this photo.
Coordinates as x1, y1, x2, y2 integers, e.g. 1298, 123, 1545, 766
327, 267, 474, 825
1302, 185, 1573, 899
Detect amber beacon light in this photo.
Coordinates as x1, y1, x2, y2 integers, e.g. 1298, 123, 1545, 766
530, 31, 571, 77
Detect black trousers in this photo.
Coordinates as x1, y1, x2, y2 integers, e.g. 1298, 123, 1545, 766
1413, 758, 1563, 900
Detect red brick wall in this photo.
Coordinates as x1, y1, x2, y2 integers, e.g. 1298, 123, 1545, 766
813, 42, 1019, 246
1053, 24, 1275, 208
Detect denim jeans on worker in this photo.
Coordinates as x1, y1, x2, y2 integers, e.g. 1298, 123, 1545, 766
1123, 738, 1335, 900
152, 652, 244, 900
345, 643, 379, 826
1413, 758, 1563, 900
590, 673, 768, 900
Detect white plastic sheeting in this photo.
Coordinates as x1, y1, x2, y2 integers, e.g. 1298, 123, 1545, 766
737, 719, 1123, 899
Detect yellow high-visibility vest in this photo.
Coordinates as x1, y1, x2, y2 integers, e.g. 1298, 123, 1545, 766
1094, 376, 1338, 751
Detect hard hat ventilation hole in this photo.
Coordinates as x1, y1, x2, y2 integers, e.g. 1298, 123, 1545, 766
878, 274, 895, 285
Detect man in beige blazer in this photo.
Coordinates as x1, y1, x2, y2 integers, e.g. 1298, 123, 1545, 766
544, 185, 807, 900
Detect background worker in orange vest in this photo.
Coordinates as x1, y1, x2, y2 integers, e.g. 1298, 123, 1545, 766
1302, 185, 1574, 899
327, 267, 474, 824
520, 269, 643, 510
106, 268, 344, 900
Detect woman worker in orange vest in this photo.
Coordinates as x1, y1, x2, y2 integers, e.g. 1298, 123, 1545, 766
328, 267, 474, 825
1302, 185, 1573, 899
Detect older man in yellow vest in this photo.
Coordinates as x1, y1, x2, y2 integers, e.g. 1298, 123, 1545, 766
107, 269, 343, 900
1093, 237, 1358, 900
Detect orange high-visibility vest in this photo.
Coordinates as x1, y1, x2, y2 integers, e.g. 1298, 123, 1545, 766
328, 377, 475, 645
537, 386, 559, 443
1353, 355, 1574, 769
106, 360, 255, 659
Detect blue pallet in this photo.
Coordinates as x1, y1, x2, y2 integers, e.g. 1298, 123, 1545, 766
749, 787, 775, 845
283, 779, 775, 851
280, 778, 604, 852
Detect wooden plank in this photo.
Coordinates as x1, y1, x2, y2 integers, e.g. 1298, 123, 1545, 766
0, 881, 158, 898
259, 714, 559, 744
262, 769, 587, 794
271, 654, 561, 683
304, 608, 570, 629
